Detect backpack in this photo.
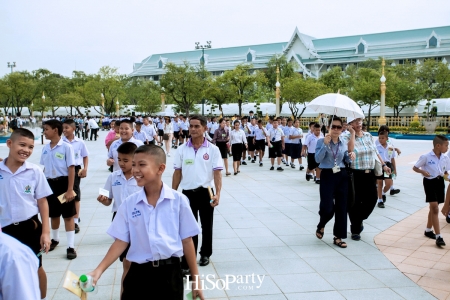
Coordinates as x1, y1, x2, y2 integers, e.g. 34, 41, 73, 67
9, 118, 18, 130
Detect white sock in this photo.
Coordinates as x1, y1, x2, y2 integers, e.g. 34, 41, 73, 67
436, 234, 442, 239
378, 199, 384, 203
390, 185, 395, 190
74, 218, 79, 225
382, 191, 386, 196
425, 228, 432, 232
52, 229, 60, 241
66, 231, 75, 248
42, 297, 47, 300
278, 165, 281, 168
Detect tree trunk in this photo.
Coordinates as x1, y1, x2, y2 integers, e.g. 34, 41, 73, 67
238, 99, 242, 116
367, 104, 372, 130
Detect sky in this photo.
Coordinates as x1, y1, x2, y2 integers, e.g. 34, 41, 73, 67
1, 0, 449, 78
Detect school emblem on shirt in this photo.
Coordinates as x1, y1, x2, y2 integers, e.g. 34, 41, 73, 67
43, 150, 48, 154
428, 160, 436, 165
0, 175, 3, 180
203, 153, 209, 160
113, 180, 122, 186
132, 208, 141, 218
24, 185, 31, 194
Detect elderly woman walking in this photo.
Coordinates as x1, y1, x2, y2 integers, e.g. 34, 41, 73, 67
315, 116, 353, 248
344, 117, 391, 241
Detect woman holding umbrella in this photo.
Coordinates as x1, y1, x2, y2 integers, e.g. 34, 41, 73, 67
344, 117, 391, 241
315, 116, 354, 248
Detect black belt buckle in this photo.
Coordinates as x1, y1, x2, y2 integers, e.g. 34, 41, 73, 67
13, 222, 19, 225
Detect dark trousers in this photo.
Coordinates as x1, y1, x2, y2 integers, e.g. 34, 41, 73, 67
318, 169, 348, 239
348, 170, 377, 234
122, 261, 183, 300
181, 187, 214, 269
90, 128, 98, 140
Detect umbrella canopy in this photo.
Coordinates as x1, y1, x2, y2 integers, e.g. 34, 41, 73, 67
307, 93, 365, 119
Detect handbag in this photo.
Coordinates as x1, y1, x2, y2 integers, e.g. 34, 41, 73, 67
374, 154, 383, 176
163, 133, 169, 141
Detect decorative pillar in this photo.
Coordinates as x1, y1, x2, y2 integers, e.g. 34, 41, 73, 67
275, 66, 280, 117
161, 88, 165, 113
379, 58, 387, 126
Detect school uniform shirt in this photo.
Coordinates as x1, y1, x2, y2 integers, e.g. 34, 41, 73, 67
173, 138, 223, 190
157, 122, 164, 130
289, 127, 303, 144
104, 170, 142, 212
62, 136, 89, 166
268, 127, 284, 142
88, 119, 99, 129
0, 160, 52, 227
142, 124, 156, 141
414, 150, 450, 179
283, 126, 293, 144
246, 124, 257, 137
108, 138, 144, 172
107, 184, 201, 263
265, 123, 273, 131
172, 120, 181, 132
180, 120, 189, 131
230, 129, 247, 145
133, 130, 148, 143
254, 127, 268, 140
209, 122, 219, 135
376, 142, 397, 163
0, 232, 41, 300
40, 139, 76, 178
304, 134, 321, 153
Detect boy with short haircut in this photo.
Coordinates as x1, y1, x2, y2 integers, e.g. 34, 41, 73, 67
413, 135, 450, 247
107, 119, 144, 172
133, 121, 149, 144
62, 119, 89, 234
142, 117, 158, 144
40, 120, 78, 259
268, 120, 285, 171
97, 142, 142, 295
376, 131, 397, 208
289, 119, 305, 170
303, 123, 322, 183
89, 145, 204, 300
254, 120, 270, 167
0, 128, 53, 300
282, 118, 293, 166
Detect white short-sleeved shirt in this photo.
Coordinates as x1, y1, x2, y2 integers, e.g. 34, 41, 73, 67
254, 127, 268, 140
104, 170, 142, 212
289, 127, 303, 144
0, 160, 52, 227
209, 122, 219, 134
230, 129, 247, 145
246, 124, 257, 137
107, 184, 201, 263
133, 130, 148, 143
62, 136, 89, 166
142, 124, 156, 141
180, 120, 188, 131
268, 127, 284, 142
414, 150, 450, 179
0, 232, 40, 300
376, 143, 397, 163
283, 126, 293, 143
173, 138, 223, 190
40, 139, 76, 178
108, 138, 144, 172
304, 134, 322, 153
265, 123, 273, 131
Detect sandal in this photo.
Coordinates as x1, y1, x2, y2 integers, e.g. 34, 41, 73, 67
333, 237, 347, 248
316, 228, 324, 240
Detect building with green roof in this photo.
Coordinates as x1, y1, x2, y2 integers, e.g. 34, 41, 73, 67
130, 26, 450, 79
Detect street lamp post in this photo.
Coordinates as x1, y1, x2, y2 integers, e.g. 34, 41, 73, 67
41, 92, 45, 144
101, 93, 105, 115
116, 100, 119, 116
379, 58, 387, 127
7, 62, 16, 73
195, 41, 212, 66
275, 66, 281, 117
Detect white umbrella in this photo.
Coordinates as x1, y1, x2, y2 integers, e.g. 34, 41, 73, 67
307, 93, 364, 119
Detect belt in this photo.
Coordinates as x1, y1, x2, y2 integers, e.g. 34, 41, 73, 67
7, 215, 38, 226
352, 169, 373, 174
145, 257, 181, 267
184, 187, 207, 193
47, 176, 68, 181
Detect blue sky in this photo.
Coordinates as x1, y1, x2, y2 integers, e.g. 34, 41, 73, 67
1, 0, 449, 77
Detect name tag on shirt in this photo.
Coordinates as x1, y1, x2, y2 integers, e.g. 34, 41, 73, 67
55, 152, 65, 160
185, 159, 194, 165
332, 165, 341, 173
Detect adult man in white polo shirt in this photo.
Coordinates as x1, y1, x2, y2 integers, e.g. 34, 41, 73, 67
173, 115, 223, 275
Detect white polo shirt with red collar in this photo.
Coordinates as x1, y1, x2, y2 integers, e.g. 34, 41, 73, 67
174, 138, 223, 190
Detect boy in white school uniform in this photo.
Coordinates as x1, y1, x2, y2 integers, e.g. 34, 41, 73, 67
303, 123, 322, 183
89, 145, 204, 300
97, 142, 142, 296
41, 120, 78, 259
282, 118, 293, 166
376, 131, 397, 208
62, 119, 89, 234
107, 119, 144, 172
133, 121, 149, 144
254, 120, 270, 167
0, 128, 53, 300
414, 135, 450, 247
268, 120, 285, 171
289, 119, 305, 170
142, 117, 158, 144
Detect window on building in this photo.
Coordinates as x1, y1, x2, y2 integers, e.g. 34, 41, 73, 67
158, 60, 163, 68
429, 36, 438, 48
398, 59, 404, 65
153, 75, 159, 81
247, 52, 253, 62
357, 42, 365, 54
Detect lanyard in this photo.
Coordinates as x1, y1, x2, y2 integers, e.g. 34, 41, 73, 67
330, 140, 340, 165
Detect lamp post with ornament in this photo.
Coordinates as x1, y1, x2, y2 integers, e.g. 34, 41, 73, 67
378, 58, 387, 127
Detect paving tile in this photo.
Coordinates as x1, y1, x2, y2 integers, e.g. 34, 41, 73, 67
248, 246, 298, 260
258, 258, 315, 275
367, 269, 416, 287
320, 271, 385, 290
271, 273, 334, 293
303, 255, 361, 273
285, 291, 345, 300
210, 248, 256, 263
347, 254, 396, 270
289, 245, 342, 258
339, 288, 404, 300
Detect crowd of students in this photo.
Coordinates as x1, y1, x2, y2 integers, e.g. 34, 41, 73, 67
4, 112, 450, 300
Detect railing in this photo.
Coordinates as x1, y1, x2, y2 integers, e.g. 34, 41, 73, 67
366, 116, 450, 128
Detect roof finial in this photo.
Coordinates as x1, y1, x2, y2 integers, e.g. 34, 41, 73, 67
382, 58, 385, 76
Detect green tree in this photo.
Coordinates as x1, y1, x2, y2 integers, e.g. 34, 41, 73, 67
160, 62, 204, 116
203, 76, 234, 114
417, 59, 450, 99
347, 68, 380, 127
34, 69, 68, 116
127, 78, 161, 115
222, 64, 267, 116
65, 71, 96, 116
319, 66, 347, 93
282, 74, 330, 118
0, 71, 39, 116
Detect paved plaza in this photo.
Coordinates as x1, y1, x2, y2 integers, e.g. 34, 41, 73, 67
0, 130, 442, 299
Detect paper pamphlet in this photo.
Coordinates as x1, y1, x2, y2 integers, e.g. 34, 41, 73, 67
58, 192, 77, 204
99, 188, 110, 198
63, 270, 82, 297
